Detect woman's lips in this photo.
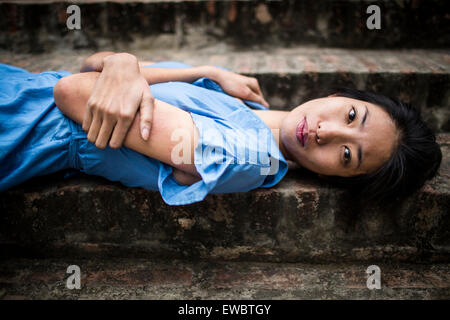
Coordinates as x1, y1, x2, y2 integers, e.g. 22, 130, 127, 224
296, 117, 308, 147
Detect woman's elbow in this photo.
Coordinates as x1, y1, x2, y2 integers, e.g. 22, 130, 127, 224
172, 168, 202, 186
53, 73, 98, 124
53, 76, 73, 113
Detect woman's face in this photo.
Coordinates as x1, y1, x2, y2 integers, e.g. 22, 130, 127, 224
280, 96, 399, 177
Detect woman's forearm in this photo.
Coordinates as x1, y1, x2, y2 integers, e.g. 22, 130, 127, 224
139, 65, 219, 85
81, 51, 220, 84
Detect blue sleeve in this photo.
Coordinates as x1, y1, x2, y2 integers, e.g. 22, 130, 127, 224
157, 113, 270, 205
69, 120, 161, 191
148, 81, 287, 205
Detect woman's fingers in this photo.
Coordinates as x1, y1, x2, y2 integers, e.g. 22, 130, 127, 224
87, 109, 102, 145
109, 111, 134, 149
96, 115, 117, 149
214, 70, 270, 108
139, 89, 155, 141
258, 95, 270, 108
245, 87, 270, 108
247, 78, 269, 108
82, 100, 94, 132
248, 78, 262, 95
246, 90, 265, 106
82, 53, 145, 149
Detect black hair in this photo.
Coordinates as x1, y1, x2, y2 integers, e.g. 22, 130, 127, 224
325, 87, 442, 202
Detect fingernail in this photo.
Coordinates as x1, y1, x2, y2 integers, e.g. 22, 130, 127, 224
142, 127, 149, 140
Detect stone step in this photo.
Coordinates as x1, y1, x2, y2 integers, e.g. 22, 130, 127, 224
0, 132, 448, 264
1, 48, 449, 132
0, 258, 449, 299
0, 0, 448, 51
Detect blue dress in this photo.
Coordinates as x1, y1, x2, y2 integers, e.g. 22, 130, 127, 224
0, 62, 288, 205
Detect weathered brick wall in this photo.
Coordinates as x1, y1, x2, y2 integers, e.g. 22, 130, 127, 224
1, 0, 449, 52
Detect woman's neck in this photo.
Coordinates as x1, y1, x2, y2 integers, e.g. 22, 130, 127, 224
252, 110, 292, 161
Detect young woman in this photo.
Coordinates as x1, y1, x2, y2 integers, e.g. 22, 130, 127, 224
0, 52, 442, 205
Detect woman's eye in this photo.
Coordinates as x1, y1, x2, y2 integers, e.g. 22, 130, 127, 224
348, 106, 356, 123
344, 146, 352, 164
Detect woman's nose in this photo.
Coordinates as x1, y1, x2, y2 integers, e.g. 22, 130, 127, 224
317, 122, 352, 144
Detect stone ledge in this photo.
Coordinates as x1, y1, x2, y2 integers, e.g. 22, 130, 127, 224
0, 258, 449, 299
0, 135, 448, 263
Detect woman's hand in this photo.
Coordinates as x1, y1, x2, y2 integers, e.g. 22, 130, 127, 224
209, 67, 269, 108
82, 53, 154, 149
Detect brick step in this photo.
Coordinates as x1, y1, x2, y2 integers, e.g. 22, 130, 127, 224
0, 0, 448, 51
1, 134, 448, 264
0, 258, 449, 299
0, 48, 449, 132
